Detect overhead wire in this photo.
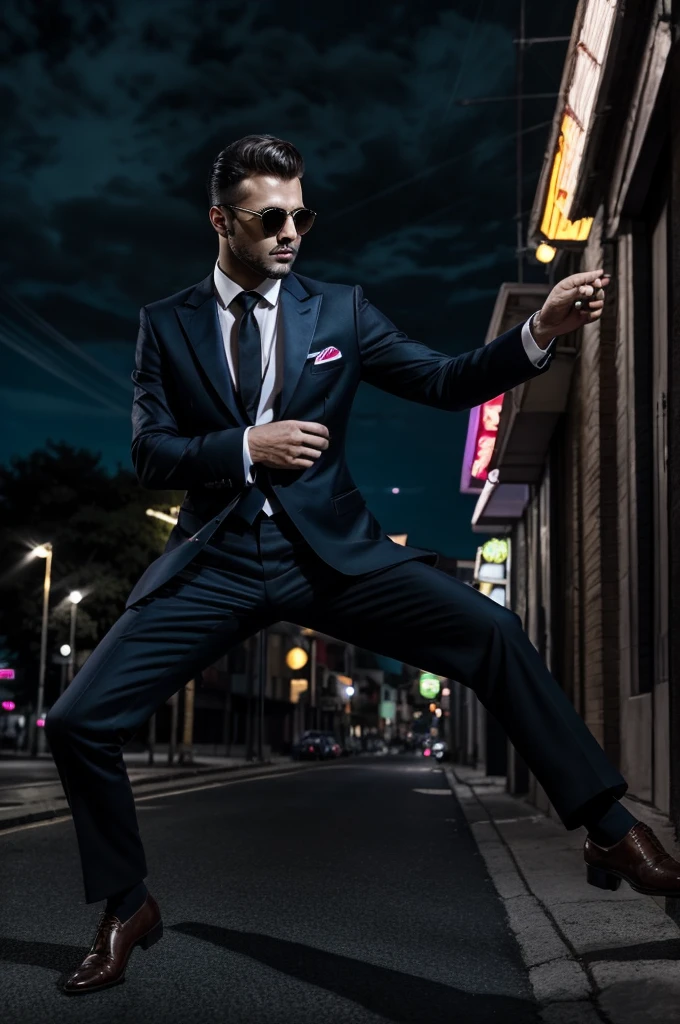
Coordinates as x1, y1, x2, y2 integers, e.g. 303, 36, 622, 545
0, 288, 132, 393
0, 318, 130, 416
325, 119, 554, 223
323, 117, 553, 226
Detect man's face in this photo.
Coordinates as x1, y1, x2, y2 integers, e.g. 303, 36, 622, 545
214, 174, 305, 280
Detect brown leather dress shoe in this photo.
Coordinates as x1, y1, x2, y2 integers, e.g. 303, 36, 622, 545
61, 892, 163, 994
584, 821, 680, 897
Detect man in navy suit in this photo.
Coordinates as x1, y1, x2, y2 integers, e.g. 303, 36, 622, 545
47, 134, 680, 995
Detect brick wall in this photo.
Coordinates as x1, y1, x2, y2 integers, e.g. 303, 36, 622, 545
575, 210, 621, 764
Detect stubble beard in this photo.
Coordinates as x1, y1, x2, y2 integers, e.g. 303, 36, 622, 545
228, 234, 295, 280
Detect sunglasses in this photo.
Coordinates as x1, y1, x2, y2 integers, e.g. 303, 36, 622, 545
220, 204, 316, 238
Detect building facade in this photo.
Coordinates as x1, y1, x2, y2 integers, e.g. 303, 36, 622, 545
459, 0, 680, 830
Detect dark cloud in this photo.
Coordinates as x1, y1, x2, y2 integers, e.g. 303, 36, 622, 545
0, 0, 576, 555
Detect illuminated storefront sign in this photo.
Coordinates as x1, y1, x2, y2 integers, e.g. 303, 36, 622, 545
539, 113, 594, 243
474, 538, 510, 608
481, 538, 509, 564
419, 672, 441, 700
534, 0, 618, 248
461, 394, 504, 493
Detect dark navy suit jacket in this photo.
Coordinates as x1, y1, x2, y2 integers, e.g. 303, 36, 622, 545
126, 270, 554, 607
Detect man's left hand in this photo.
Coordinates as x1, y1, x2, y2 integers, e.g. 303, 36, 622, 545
532, 269, 611, 349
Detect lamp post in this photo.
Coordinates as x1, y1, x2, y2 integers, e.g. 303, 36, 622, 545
31, 543, 53, 757
59, 643, 71, 696
67, 590, 83, 685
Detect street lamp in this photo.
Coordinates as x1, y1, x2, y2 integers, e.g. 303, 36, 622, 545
31, 542, 52, 756
67, 590, 83, 685
286, 646, 308, 671
145, 507, 179, 525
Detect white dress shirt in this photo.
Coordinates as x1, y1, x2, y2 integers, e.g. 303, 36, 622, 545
213, 260, 283, 515
213, 261, 552, 517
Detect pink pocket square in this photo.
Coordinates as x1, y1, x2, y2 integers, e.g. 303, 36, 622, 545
313, 346, 342, 365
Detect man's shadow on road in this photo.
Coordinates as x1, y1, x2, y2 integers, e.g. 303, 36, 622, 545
171, 921, 539, 1023
6, 925, 676, 1021
0, 935, 86, 976
0, 924, 539, 1020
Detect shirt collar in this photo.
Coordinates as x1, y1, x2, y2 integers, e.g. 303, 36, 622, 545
213, 260, 282, 310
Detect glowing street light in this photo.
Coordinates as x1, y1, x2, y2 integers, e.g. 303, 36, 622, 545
286, 646, 308, 671
65, 590, 84, 690
535, 242, 557, 263
60, 644, 71, 658
146, 507, 179, 525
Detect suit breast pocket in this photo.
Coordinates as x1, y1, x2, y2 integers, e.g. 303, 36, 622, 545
309, 359, 344, 375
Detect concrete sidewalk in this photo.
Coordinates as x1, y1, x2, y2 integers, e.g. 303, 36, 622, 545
446, 764, 680, 1023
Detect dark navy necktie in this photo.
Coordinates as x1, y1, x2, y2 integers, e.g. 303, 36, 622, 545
232, 290, 263, 424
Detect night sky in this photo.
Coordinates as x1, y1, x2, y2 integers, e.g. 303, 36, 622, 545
1, 0, 575, 558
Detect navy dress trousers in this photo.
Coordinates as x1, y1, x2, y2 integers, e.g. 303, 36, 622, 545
45, 269, 627, 903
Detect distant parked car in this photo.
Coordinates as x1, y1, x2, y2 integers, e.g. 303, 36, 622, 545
291, 731, 342, 761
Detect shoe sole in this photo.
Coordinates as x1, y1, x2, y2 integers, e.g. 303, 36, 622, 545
60, 919, 163, 995
587, 864, 680, 898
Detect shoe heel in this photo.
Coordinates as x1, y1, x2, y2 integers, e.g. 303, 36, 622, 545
587, 865, 621, 891
138, 920, 163, 950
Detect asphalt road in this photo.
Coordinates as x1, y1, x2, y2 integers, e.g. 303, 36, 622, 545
0, 755, 539, 1024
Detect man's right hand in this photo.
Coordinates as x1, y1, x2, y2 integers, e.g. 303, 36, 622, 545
247, 420, 330, 470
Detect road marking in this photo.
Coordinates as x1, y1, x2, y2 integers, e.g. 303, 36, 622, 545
0, 758, 426, 837
412, 788, 452, 795
472, 815, 546, 825
0, 766, 331, 836
0, 816, 71, 836
135, 767, 315, 801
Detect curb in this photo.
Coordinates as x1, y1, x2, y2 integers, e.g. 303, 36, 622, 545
0, 759, 313, 833
443, 765, 607, 1024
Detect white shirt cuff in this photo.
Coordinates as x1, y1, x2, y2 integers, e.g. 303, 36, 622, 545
243, 426, 256, 485
522, 311, 555, 368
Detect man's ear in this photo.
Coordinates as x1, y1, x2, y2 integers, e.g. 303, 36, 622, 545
209, 205, 231, 238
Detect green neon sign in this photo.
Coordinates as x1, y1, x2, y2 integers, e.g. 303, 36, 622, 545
482, 538, 508, 564
419, 672, 441, 700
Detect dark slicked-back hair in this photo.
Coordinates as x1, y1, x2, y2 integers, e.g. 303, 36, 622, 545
207, 134, 305, 207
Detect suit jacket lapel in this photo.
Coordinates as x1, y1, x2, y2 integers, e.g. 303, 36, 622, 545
278, 276, 323, 421
174, 274, 246, 426
173, 271, 322, 426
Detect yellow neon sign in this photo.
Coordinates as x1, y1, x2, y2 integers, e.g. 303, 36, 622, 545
539, 114, 593, 243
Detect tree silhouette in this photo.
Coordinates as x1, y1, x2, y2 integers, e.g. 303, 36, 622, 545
0, 441, 183, 708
